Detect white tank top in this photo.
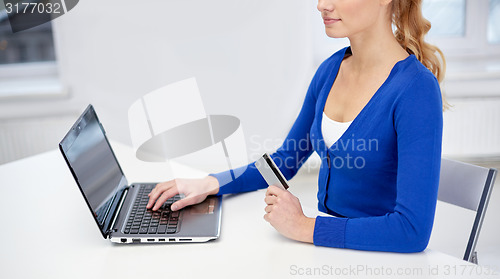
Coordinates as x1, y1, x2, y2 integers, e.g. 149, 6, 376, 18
321, 112, 352, 148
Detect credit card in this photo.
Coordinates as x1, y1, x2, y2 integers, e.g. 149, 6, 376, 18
255, 153, 289, 190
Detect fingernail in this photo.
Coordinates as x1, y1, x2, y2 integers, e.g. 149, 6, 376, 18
171, 204, 177, 211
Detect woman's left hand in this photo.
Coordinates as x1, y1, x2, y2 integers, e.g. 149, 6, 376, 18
264, 185, 316, 243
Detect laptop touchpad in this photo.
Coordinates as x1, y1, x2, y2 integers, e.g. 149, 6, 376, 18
189, 198, 215, 214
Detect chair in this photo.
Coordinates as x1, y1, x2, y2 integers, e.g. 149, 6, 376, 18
437, 158, 497, 264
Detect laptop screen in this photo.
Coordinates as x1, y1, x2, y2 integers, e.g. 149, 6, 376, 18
60, 105, 125, 227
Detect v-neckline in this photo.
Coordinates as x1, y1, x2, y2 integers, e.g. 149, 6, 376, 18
318, 47, 414, 151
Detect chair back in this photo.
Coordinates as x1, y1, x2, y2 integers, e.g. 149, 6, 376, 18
438, 158, 497, 263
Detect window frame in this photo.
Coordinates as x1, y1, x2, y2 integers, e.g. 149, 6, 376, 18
426, 0, 500, 58
0, 4, 64, 99
0, 61, 66, 100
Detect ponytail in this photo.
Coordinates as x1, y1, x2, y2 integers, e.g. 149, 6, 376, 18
392, 0, 449, 110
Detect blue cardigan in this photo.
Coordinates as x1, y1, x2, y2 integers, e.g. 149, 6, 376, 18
212, 47, 443, 253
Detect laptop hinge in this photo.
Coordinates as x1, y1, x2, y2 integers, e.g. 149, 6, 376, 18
106, 187, 129, 238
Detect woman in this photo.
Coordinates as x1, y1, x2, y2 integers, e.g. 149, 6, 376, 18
147, 0, 445, 253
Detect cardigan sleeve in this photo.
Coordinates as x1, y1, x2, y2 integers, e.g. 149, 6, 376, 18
210, 64, 328, 195
313, 71, 443, 252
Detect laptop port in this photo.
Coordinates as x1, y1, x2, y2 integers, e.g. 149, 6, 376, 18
121, 238, 127, 243
132, 238, 141, 243
169, 238, 175, 242
179, 238, 192, 241
147, 239, 154, 242
159, 239, 165, 242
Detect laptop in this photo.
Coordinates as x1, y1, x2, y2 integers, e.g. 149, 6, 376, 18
59, 104, 222, 244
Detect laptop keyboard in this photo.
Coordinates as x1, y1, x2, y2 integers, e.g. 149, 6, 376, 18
123, 184, 181, 234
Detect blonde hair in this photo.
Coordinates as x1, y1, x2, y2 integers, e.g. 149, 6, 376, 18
392, 0, 449, 110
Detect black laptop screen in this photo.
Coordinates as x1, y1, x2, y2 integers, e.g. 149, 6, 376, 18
61, 106, 124, 224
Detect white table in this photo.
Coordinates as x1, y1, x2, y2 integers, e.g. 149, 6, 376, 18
1, 142, 499, 279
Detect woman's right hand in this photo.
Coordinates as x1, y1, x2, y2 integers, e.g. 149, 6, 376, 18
146, 176, 220, 211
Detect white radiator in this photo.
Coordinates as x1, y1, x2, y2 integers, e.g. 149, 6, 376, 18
443, 98, 500, 159
0, 113, 78, 165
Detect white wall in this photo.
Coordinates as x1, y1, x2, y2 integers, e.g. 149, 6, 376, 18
48, 0, 317, 163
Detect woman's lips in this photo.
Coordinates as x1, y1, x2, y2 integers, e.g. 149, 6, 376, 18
323, 18, 340, 25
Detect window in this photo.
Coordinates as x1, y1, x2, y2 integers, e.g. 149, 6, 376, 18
422, 0, 466, 37
0, 0, 62, 99
422, 0, 500, 57
0, 0, 56, 64
489, 0, 500, 44
0, 22, 56, 64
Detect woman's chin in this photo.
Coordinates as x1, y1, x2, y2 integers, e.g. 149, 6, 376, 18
324, 28, 348, 39
325, 33, 347, 39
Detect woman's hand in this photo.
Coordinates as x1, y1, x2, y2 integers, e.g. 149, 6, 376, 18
147, 176, 220, 211
264, 185, 316, 243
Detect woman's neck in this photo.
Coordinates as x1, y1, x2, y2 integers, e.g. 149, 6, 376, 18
346, 22, 409, 74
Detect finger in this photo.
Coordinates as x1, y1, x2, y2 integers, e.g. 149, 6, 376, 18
152, 187, 179, 211
264, 213, 269, 222
171, 195, 201, 211
147, 183, 158, 197
147, 181, 175, 209
265, 205, 273, 213
148, 181, 167, 201
266, 185, 285, 197
148, 181, 167, 197
264, 195, 277, 205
